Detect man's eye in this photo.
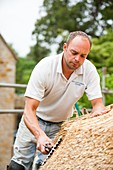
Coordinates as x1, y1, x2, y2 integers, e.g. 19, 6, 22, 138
81, 55, 85, 58
71, 51, 78, 55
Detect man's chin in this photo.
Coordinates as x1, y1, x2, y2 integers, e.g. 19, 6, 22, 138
71, 65, 80, 70
67, 63, 80, 70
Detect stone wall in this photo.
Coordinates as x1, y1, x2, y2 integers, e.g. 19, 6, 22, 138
0, 35, 17, 170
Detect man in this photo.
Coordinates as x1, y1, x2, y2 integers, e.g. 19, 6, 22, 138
8, 31, 110, 170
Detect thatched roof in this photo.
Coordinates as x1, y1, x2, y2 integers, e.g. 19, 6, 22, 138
40, 105, 113, 170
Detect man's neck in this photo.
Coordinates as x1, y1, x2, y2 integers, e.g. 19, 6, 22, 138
62, 56, 74, 80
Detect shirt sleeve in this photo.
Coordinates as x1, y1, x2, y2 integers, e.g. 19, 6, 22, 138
24, 64, 46, 101
85, 67, 102, 101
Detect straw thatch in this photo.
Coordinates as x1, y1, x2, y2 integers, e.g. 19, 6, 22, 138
40, 105, 113, 170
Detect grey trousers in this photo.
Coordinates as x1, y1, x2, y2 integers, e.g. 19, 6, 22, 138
11, 116, 62, 170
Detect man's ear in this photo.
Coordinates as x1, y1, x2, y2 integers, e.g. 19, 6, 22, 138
63, 43, 67, 51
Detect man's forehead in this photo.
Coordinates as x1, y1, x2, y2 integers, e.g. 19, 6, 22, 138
73, 35, 89, 41
70, 36, 91, 48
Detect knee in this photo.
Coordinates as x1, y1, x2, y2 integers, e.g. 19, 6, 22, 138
7, 160, 25, 170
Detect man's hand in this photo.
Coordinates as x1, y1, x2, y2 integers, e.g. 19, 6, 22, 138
90, 98, 111, 118
90, 108, 111, 118
36, 133, 54, 154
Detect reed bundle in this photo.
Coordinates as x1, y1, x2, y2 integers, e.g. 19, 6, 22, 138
40, 106, 113, 170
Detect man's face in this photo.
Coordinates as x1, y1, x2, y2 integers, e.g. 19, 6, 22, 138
63, 36, 91, 71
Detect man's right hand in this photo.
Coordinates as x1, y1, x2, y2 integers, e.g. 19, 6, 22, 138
36, 132, 54, 154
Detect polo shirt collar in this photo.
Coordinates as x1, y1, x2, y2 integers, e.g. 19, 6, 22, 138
74, 65, 83, 75
57, 53, 63, 74
57, 52, 84, 75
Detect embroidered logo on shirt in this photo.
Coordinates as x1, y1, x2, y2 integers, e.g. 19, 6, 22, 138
72, 80, 84, 86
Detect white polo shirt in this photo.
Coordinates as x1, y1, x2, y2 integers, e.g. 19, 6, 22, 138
25, 53, 102, 122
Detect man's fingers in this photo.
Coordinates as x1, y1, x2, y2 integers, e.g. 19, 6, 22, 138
36, 143, 40, 150
90, 109, 111, 118
36, 144, 47, 154
90, 112, 99, 118
44, 142, 53, 153
41, 145, 49, 154
36, 142, 53, 154
44, 142, 53, 149
101, 109, 111, 114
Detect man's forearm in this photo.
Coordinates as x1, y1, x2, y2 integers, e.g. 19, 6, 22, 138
23, 109, 44, 139
23, 97, 45, 139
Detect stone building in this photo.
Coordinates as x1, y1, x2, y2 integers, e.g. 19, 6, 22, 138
0, 34, 18, 169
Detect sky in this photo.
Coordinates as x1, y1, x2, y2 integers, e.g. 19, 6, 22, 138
0, 0, 44, 57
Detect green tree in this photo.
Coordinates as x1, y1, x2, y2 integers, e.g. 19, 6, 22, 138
16, 57, 36, 94
28, 0, 113, 62
104, 74, 113, 105
88, 29, 113, 74
27, 41, 51, 63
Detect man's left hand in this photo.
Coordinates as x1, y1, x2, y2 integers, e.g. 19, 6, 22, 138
90, 109, 111, 118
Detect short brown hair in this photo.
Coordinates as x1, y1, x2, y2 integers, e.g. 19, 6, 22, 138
66, 31, 92, 48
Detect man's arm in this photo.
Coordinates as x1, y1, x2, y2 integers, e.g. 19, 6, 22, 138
90, 98, 111, 117
23, 97, 54, 154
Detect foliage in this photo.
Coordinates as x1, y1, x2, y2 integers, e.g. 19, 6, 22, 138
16, 1, 113, 108
27, 41, 51, 63
88, 29, 113, 74
78, 94, 91, 111
16, 57, 36, 94
104, 74, 113, 105
28, 0, 113, 62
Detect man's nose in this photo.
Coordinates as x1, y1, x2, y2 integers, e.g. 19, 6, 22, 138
74, 55, 80, 61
